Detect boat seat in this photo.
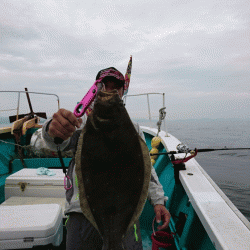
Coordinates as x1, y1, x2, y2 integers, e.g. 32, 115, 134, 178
1, 196, 67, 218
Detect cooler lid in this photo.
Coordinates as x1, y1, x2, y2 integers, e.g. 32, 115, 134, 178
0, 204, 62, 240
5, 169, 64, 186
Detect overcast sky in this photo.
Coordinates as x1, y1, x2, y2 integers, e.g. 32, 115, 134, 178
1, 0, 250, 120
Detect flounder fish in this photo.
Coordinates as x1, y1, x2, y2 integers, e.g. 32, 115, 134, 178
75, 90, 151, 250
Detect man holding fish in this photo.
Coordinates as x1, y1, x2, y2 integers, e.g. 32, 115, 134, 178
39, 62, 171, 249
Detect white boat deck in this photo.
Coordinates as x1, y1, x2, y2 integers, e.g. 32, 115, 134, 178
141, 126, 250, 250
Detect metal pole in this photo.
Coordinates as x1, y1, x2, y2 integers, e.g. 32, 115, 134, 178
163, 93, 168, 136
123, 96, 127, 106
25, 88, 34, 117
147, 94, 152, 127
16, 92, 20, 121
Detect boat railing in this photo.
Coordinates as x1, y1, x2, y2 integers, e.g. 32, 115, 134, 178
123, 93, 167, 135
0, 90, 167, 135
0, 90, 60, 123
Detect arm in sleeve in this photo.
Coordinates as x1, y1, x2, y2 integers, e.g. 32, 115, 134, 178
136, 124, 168, 207
40, 119, 70, 151
35, 119, 83, 152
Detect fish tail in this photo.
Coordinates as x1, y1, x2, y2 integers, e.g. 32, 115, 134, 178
102, 240, 124, 250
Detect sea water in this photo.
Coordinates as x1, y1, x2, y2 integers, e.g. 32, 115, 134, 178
1, 118, 249, 222
141, 118, 250, 222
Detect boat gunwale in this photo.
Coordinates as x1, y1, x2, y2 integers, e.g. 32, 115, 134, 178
141, 125, 250, 250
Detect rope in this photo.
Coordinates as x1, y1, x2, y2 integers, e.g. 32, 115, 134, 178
0, 139, 73, 158
0, 139, 31, 149
0, 139, 62, 159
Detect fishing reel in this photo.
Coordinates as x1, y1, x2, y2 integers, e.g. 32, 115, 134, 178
176, 144, 190, 153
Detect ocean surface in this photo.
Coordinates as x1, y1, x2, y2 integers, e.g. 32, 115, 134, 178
1, 118, 249, 222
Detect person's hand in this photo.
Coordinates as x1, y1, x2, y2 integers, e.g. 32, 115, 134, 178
48, 109, 82, 141
154, 204, 171, 230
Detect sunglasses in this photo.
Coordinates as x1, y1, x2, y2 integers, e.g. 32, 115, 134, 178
102, 76, 124, 88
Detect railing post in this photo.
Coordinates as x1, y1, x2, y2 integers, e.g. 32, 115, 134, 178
122, 93, 167, 132
147, 94, 152, 127
16, 92, 20, 120
163, 93, 168, 136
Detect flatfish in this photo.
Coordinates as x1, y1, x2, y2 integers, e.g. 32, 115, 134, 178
75, 90, 151, 250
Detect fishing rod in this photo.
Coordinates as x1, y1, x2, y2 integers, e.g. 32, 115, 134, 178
150, 147, 250, 156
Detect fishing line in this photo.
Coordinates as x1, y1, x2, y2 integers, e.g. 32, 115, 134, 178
54, 137, 72, 190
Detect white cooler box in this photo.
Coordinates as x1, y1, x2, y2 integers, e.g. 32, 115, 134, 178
5, 169, 65, 200
0, 204, 63, 249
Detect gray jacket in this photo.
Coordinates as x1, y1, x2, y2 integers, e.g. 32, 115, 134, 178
39, 119, 168, 215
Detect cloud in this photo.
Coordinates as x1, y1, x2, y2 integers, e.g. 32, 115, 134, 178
0, 0, 250, 120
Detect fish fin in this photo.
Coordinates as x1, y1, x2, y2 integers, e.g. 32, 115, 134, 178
75, 126, 99, 232
126, 136, 152, 233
